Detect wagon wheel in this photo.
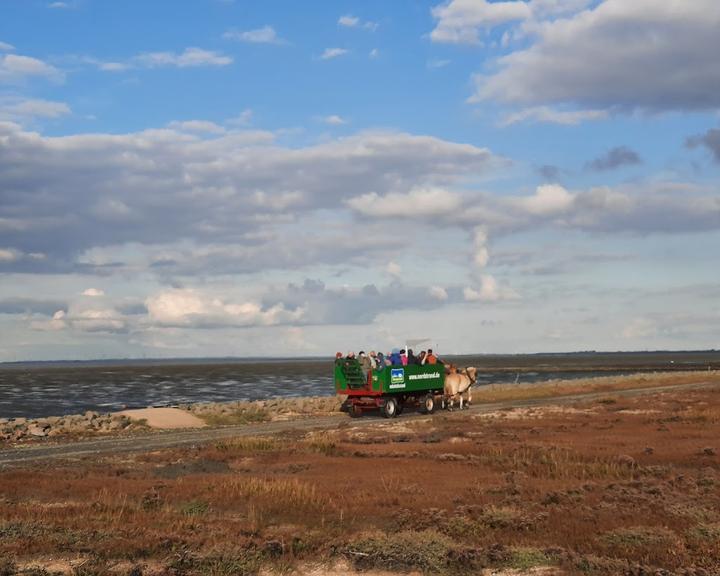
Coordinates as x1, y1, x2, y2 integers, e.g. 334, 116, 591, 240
422, 393, 436, 415
381, 397, 398, 418
349, 403, 362, 418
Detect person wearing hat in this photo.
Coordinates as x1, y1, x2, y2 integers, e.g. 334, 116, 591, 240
359, 351, 371, 376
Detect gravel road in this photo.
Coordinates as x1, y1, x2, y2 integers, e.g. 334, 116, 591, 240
1, 380, 717, 467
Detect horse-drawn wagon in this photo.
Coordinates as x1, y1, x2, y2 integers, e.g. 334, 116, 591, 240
334, 359, 445, 418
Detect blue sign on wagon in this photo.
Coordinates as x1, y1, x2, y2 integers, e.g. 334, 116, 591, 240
390, 368, 405, 389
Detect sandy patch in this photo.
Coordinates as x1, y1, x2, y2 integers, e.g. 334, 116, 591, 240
117, 407, 207, 429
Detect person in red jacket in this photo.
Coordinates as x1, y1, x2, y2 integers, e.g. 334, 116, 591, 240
425, 349, 437, 364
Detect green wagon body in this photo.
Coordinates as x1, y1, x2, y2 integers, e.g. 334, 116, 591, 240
335, 360, 445, 417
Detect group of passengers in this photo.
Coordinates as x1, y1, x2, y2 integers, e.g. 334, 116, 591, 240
335, 348, 441, 374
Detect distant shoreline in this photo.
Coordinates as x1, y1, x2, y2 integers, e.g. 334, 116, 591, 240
2, 348, 719, 369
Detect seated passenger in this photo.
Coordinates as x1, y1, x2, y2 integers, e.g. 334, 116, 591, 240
376, 352, 386, 370
400, 349, 408, 366
407, 349, 418, 365
425, 348, 438, 365
359, 351, 371, 375
417, 350, 427, 365
389, 348, 402, 366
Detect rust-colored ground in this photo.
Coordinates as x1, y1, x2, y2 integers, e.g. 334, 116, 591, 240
1, 381, 719, 575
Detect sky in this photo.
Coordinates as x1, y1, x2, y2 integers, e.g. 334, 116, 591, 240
0, 0, 719, 361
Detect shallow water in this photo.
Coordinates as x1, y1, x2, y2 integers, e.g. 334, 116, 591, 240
0, 351, 718, 419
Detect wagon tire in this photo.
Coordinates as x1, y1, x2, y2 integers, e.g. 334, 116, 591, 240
422, 394, 436, 415
349, 403, 362, 418
382, 397, 398, 418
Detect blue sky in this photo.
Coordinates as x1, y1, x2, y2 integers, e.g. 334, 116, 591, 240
0, 0, 719, 360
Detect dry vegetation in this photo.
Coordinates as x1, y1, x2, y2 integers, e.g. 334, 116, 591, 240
1, 375, 719, 575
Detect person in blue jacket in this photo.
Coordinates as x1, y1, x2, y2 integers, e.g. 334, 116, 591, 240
389, 348, 402, 366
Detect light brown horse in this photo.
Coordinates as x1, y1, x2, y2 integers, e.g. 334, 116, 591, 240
442, 366, 477, 410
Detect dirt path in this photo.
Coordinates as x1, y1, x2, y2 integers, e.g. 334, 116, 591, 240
1, 379, 717, 467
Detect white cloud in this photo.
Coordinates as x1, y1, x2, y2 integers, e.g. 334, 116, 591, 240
463, 275, 517, 302
136, 47, 232, 68
323, 115, 347, 126
470, 182, 720, 237
0, 53, 63, 82
386, 261, 402, 278
0, 248, 45, 264
347, 187, 463, 218
338, 14, 378, 31
498, 106, 609, 126
223, 26, 284, 44
431, 0, 531, 45
528, 0, 594, 18
512, 184, 574, 216
474, 0, 720, 113
321, 48, 348, 60
0, 248, 19, 262
168, 120, 226, 134
0, 98, 71, 120
427, 58, 451, 69
0, 41, 15, 52
369, 48, 379, 59
32, 310, 67, 331
82, 288, 105, 297
99, 62, 129, 72
49, 2, 69, 8
228, 108, 253, 126
429, 286, 448, 301
338, 15, 360, 27
145, 289, 304, 328
472, 226, 489, 268
32, 307, 126, 333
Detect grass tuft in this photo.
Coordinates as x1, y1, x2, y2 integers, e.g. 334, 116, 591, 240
0, 559, 16, 576
345, 530, 454, 573
198, 409, 268, 427
179, 500, 210, 517
505, 547, 551, 570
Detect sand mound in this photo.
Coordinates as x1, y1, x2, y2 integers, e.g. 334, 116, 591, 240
117, 407, 207, 429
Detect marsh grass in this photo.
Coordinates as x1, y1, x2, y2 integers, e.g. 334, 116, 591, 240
71, 557, 112, 576
213, 436, 282, 453
198, 408, 269, 427
474, 445, 637, 481
345, 530, 455, 573
187, 553, 262, 576
179, 500, 210, 517
599, 526, 682, 565
300, 440, 338, 456
0, 559, 16, 576
505, 547, 551, 570
217, 477, 328, 514
472, 371, 720, 405
688, 522, 720, 542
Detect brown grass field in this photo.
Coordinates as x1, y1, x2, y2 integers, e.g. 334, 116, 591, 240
1, 373, 719, 575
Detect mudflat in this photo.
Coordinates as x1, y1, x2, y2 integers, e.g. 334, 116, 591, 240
1, 373, 719, 576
